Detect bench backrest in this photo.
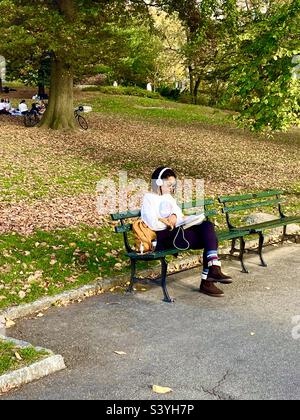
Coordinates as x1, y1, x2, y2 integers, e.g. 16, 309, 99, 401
111, 198, 218, 253
218, 190, 285, 229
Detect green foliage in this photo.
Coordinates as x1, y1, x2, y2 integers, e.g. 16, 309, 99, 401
107, 23, 164, 86
158, 85, 181, 100
155, 0, 241, 100
0, 1, 151, 84
223, 0, 300, 132
6, 55, 51, 88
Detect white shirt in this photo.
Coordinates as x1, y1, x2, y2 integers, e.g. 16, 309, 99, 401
0, 102, 6, 111
141, 193, 184, 231
19, 103, 28, 113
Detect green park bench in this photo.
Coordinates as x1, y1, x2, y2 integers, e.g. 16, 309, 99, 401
218, 190, 300, 273
111, 199, 250, 303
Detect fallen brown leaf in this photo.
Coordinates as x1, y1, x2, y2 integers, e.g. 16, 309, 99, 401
152, 385, 173, 394
14, 352, 22, 361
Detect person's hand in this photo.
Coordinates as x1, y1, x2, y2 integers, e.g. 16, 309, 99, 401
167, 214, 177, 228
158, 216, 175, 231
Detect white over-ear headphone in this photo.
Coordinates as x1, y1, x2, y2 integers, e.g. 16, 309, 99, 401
156, 167, 171, 186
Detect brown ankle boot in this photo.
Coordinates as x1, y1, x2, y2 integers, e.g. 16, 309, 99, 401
199, 280, 224, 297
206, 265, 232, 284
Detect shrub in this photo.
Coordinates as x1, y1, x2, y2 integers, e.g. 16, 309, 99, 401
158, 86, 181, 100
177, 92, 193, 104
217, 97, 242, 112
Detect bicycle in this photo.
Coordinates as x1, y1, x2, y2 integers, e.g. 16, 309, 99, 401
74, 106, 88, 130
23, 111, 40, 127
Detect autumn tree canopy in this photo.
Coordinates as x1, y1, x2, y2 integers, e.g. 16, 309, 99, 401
0, 0, 150, 129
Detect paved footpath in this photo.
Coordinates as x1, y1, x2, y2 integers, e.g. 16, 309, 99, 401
1, 244, 299, 400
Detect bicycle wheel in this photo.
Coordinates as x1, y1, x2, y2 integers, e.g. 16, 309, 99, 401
77, 115, 88, 130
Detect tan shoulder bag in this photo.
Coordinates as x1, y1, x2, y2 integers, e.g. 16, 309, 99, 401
132, 220, 156, 253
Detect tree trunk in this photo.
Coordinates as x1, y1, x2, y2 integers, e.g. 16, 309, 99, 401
189, 65, 194, 97
39, 57, 75, 130
38, 84, 46, 98
193, 78, 201, 105
0, 78, 2, 93
39, 0, 75, 130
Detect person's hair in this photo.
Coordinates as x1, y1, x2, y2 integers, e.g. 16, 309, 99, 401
20, 100, 26, 103
151, 166, 176, 192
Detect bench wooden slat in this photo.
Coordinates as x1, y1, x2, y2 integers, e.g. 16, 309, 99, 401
126, 228, 252, 259
204, 209, 218, 217
231, 216, 300, 232
111, 209, 141, 221
217, 229, 251, 241
219, 190, 283, 204
223, 199, 284, 214
111, 198, 215, 221
180, 198, 214, 208
126, 248, 180, 260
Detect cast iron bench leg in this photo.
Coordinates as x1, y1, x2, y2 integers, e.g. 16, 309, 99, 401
127, 258, 136, 293
239, 237, 249, 273
258, 232, 267, 267
230, 238, 236, 255
281, 225, 287, 243
160, 258, 174, 303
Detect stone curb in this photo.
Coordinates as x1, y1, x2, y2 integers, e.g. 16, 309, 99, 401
0, 335, 66, 394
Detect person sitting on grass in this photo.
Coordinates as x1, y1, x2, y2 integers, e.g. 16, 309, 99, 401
37, 100, 46, 114
4, 98, 11, 112
0, 98, 9, 114
18, 99, 28, 114
141, 166, 233, 298
30, 103, 40, 115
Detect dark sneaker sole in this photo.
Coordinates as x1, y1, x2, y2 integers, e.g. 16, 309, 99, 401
218, 279, 233, 284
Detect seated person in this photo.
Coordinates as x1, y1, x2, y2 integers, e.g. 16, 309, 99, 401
37, 100, 46, 114
0, 98, 9, 114
18, 100, 28, 114
4, 98, 11, 112
30, 103, 39, 115
141, 166, 233, 298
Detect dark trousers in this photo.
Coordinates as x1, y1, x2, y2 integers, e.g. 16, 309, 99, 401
156, 221, 218, 269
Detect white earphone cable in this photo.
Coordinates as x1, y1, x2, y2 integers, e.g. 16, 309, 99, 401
173, 226, 190, 251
